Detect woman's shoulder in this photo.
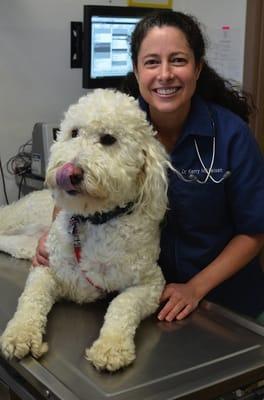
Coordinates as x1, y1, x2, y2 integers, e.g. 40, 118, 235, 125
205, 99, 263, 169
205, 98, 252, 141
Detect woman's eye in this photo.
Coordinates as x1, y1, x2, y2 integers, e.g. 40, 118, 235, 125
144, 59, 158, 66
172, 57, 186, 65
71, 129, 79, 138
100, 134, 117, 146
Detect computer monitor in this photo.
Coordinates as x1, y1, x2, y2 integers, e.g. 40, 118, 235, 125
82, 5, 163, 89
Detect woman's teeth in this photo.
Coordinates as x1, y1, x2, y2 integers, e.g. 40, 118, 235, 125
155, 87, 180, 95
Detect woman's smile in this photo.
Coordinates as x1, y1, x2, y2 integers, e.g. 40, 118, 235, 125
153, 86, 182, 97
134, 26, 202, 119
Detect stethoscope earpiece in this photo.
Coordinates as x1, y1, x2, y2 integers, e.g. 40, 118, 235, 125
223, 171, 231, 179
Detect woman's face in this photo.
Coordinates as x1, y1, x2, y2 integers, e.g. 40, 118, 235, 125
134, 26, 202, 119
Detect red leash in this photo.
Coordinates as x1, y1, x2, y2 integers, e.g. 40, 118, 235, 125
69, 216, 104, 292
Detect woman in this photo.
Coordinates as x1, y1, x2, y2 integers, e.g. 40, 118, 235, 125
123, 10, 264, 323
34, 10, 264, 323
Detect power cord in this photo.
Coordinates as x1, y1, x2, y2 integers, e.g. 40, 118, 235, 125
6, 139, 32, 176
18, 174, 26, 200
0, 156, 9, 204
6, 139, 32, 200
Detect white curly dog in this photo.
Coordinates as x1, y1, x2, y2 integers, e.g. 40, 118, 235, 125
0, 89, 169, 371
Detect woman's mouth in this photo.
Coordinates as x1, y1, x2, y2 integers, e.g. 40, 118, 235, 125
154, 87, 181, 96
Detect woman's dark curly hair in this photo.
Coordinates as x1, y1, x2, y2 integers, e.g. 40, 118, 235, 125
119, 10, 253, 123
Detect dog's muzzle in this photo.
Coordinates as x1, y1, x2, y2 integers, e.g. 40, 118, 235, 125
56, 163, 84, 194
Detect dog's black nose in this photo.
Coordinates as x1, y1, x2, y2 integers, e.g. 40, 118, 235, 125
70, 167, 84, 186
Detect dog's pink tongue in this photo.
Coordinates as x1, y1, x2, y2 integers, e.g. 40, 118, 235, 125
56, 163, 77, 191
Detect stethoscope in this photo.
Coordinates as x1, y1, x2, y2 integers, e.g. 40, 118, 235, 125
172, 107, 231, 184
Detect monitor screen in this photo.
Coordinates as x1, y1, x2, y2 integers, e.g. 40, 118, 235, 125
90, 15, 139, 80
82, 6, 165, 89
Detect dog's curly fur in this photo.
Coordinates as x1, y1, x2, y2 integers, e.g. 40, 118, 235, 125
0, 189, 53, 259
0, 89, 169, 371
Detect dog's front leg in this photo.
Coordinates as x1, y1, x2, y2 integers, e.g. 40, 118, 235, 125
86, 272, 164, 371
1, 266, 58, 360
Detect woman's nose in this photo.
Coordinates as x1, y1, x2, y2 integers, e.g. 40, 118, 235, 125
158, 63, 174, 81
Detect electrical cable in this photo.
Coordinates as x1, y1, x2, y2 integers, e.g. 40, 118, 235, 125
18, 175, 26, 200
0, 156, 9, 204
6, 139, 32, 176
6, 139, 32, 200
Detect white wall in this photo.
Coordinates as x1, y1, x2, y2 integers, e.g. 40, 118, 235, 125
0, 0, 246, 205
0, 0, 121, 205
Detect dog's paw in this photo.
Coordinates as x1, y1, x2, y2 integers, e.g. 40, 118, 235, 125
0, 321, 48, 360
85, 335, 136, 372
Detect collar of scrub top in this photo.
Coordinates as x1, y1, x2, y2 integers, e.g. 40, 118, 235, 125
138, 94, 215, 146
139, 95, 232, 184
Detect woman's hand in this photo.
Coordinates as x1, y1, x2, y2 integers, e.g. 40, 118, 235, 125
158, 282, 201, 321
32, 230, 50, 267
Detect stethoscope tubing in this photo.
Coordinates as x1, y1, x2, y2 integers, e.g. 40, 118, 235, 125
172, 107, 231, 184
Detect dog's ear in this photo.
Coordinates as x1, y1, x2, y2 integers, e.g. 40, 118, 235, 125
137, 140, 169, 221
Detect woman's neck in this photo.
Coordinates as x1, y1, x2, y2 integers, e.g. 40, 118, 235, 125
149, 103, 191, 153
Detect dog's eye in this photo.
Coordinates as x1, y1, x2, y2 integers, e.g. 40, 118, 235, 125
100, 134, 116, 146
71, 129, 79, 138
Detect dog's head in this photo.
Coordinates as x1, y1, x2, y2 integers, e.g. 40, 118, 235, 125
46, 89, 169, 220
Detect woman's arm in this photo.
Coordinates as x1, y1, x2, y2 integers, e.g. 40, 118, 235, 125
52, 206, 61, 221
32, 206, 61, 266
158, 233, 264, 321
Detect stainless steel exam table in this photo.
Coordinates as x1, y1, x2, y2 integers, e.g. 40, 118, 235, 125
0, 252, 263, 400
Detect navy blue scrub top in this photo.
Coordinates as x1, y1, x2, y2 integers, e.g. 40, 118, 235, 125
139, 95, 264, 318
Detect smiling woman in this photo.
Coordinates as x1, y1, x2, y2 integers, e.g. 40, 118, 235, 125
120, 10, 264, 323
134, 25, 202, 142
